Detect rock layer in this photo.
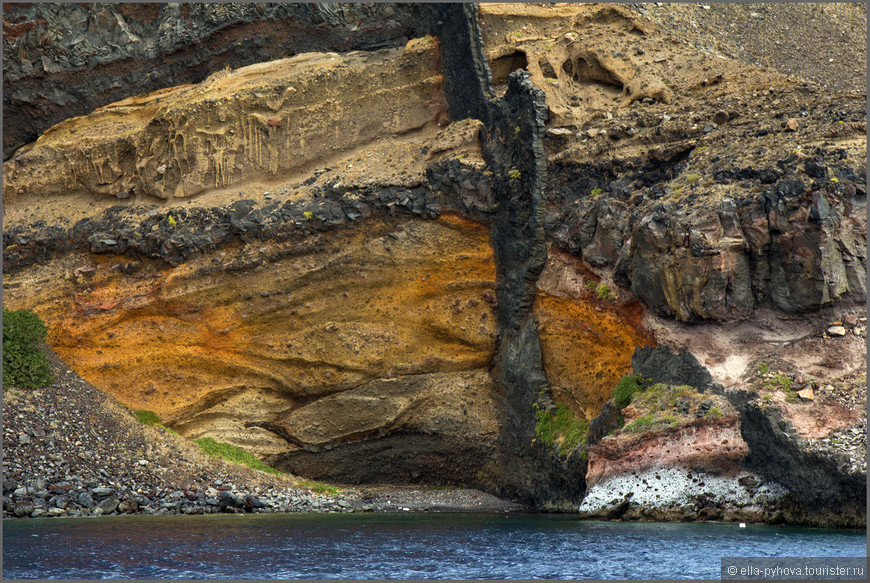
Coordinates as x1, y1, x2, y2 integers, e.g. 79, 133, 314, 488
4, 39, 446, 203
5, 216, 499, 464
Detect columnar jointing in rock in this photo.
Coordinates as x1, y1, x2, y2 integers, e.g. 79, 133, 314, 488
437, 3, 585, 507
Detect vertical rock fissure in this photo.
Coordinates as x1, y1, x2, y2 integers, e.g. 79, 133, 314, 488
435, 4, 585, 507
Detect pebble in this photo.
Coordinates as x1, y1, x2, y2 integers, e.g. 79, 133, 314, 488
827, 325, 847, 337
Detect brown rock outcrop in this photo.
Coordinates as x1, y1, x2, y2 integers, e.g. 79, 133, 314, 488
3, 2, 865, 521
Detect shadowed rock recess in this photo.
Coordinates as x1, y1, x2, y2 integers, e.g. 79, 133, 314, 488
3, 3, 865, 523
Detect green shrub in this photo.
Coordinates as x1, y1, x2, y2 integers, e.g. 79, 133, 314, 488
756, 360, 769, 375
613, 374, 643, 409
535, 404, 589, 458
596, 283, 611, 300
508, 168, 521, 180
623, 412, 680, 433
2, 309, 54, 389
195, 437, 283, 476
784, 390, 802, 404
135, 409, 163, 426
623, 414, 656, 433
630, 383, 693, 413
298, 480, 341, 495
661, 414, 680, 426
763, 373, 792, 392
590, 187, 603, 196
133, 409, 178, 434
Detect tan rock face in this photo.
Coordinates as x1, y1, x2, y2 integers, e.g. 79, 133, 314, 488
3, 209, 655, 482
3, 38, 446, 204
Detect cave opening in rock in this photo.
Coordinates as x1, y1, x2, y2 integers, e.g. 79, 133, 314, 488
490, 50, 528, 86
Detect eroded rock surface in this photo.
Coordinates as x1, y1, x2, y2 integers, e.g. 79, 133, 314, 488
4, 39, 446, 203
3, 3, 866, 521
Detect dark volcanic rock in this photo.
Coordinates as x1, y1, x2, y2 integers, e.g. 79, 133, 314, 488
738, 403, 866, 528
631, 345, 716, 392
483, 71, 585, 509
96, 497, 120, 515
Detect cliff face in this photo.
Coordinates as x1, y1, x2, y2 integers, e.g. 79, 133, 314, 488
3, 3, 865, 523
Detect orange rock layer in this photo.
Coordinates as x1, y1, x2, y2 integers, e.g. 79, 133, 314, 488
3, 215, 654, 464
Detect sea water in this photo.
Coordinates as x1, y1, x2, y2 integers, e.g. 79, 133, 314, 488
3, 512, 866, 579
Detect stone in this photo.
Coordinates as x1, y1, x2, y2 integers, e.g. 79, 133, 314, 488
77, 492, 95, 508
18, 434, 31, 445
12, 487, 27, 499
96, 497, 120, 514
92, 487, 114, 497
118, 498, 139, 513
218, 490, 242, 508
797, 388, 815, 401
13, 502, 34, 517
784, 118, 798, 132
827, 325, 847, 337
337, 499, 352, 508
844, 314, 859, 327
713, 111, 729, 125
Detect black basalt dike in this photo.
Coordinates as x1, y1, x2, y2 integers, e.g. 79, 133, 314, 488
482, 74, 585, 508
434, 3, 585, 507
431, 3, 493, 125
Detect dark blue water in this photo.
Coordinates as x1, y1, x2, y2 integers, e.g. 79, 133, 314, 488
3, 513, 865, 579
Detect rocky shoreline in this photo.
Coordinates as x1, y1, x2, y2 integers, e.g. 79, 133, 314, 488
3, 3, 866, 528
3, 346, 523, 519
